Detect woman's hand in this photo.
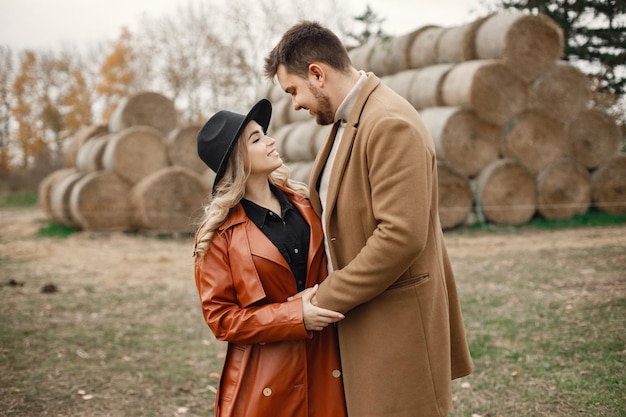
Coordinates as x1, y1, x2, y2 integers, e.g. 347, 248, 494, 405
297, 285, 345, 331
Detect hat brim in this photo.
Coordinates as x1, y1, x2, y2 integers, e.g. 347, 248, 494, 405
213, 98, 272, 192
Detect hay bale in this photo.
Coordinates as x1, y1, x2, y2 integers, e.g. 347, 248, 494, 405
348, 40, 376, 72
536, 157, 591, 220
271, 123, 298, 158
441, 59, 528, 126
475, 158, 537, 225
420, 107, 501, 177
529, 61, 592, 123
437, 161, 474, 229
108, 91, 177, 135
474, 12, 564, 83
501, 110, 567, 175
201, 169, 217, 192
64, 124, 109, 167
166, 125, 206, 174
49, 169, 85, 227
286, 161, 314, 184
368, 37, 394, 76
382, 70, 416, 102
69, 171, 132, 232
282, 120, 319, 162
131, 166, 208, 234
38, 168, 76, 220
101, 126, 169, 185
591, 154, 626, 214
407, 64, 454, 109
268, 98, 292, 132
75, 134, 113, 172
385, 29, 426, 74
409, 26, 445, 69
311, 124, 331, 157
565, 108, 621, 170
436, 18, 488, 64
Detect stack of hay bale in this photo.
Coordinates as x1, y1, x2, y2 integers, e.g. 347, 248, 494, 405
39, 92, 215, 234
260, 12, 624, 229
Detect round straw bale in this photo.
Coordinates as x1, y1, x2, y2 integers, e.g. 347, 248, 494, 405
201, 168, 216, 192
536, 157, 590, 220
108, 91, 178, 135
382, 70, 417, 102
256, 80, 285, 104
409, 26, 445, 69
286, 161, 314, 184
437, 160, 474, 229
311, 124, 332, 156
64, 124, 109, 167
565, 108, 621, 169
75, 134, 113, 172
38, 168, 76, 220
101, 126, 169, 185
368, 38, 394, 76
420, 107, 501, 177
590, 154, 626, 214
270, 123, 298, 158
166, 125, 206, 174
436, 17, 487, 64
49, 169, 86, 227
441, 60, 528, 126
131, 166, 208, 234
268, 98, 291, 132
385, 29, 425, 74
407, 64, 454, 109
475, 158, 537, 225
501, 110, 567, 175
474, 13, 564, 83
69, 170, 132, 232
529, 61, 592, 123
348, 40, 376, 72
282, 120, 319, 162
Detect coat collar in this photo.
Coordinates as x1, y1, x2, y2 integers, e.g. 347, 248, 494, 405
309, 72, 382, 217
217, 184, 326, 300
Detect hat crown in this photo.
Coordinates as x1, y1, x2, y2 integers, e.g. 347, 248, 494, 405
197, 99, 272, 192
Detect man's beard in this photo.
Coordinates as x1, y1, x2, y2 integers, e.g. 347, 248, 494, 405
309, 83, 334, 126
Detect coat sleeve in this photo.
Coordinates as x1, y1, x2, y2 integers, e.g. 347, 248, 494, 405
194, 230, 311, 344
316, 114, 435, 313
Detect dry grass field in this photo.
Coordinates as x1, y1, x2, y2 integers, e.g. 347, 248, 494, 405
1, 207, 625, 417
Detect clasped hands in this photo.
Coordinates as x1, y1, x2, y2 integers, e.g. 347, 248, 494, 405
288, 284, 344, 331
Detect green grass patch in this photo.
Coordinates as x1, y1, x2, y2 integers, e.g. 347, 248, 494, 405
37, 222, 79, 238
0, 191, 38, 208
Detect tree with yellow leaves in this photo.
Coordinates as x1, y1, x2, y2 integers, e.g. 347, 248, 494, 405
96, 27, 137, 123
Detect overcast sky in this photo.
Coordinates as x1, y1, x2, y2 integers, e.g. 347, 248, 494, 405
0, 0, 485, 51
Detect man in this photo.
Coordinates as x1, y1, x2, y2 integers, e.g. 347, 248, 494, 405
265, 21, 473, 417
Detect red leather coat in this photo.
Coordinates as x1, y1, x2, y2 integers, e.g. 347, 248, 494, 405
194, 186, 347, 417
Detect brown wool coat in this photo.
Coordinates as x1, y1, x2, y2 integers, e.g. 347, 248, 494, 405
310, 73, 474, 417
194, 186, 347, 417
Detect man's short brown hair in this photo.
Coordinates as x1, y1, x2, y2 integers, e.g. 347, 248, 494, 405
264, 20, 352, 80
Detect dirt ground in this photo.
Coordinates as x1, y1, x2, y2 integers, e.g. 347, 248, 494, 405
1, 207, 625, 416
1, 207, 625, 285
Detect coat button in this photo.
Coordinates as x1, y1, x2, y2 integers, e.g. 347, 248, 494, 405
332, 369, 341, 378
263, 387, 272, 396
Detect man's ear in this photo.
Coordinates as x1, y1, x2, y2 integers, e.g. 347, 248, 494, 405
308, 63, 325, 85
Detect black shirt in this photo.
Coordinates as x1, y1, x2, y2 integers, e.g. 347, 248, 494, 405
241, 184, 310, 292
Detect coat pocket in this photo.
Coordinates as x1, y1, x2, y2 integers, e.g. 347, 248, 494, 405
386, 272, 430, 291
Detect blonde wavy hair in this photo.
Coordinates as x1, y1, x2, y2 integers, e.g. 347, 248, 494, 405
193, 137, 309, 260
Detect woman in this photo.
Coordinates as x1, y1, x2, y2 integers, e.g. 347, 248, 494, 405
193, 98, 347, 417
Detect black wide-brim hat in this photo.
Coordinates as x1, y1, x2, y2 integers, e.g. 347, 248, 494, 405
197, 99, 272, 193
